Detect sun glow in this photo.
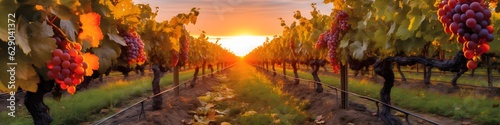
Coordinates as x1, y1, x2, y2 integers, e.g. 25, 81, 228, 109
208, 35, 271, 57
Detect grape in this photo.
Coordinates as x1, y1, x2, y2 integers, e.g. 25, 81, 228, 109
47, 70, 56, 79
474, 12, 484, 22
449, 22, 459, 33
479, 43, 490, 52
452, 14, 461, 22
466, 41, 478, 49
479, 29, 488, 38
64, 78, 72, 85
60, 83, 68, 90
69, 49, 77, 57
467, 60, 477, 69
62, 53, 71, 61
461, 4, 469, 12
53, 49, 63, 57
70, 63, 78, 70
464, 50, 475, 59
466, 18, 476, 28
487, 34, 494, 42
62, 68, 71, 77
67, 86, 76, 94
74, 55, 84, 64
470, 2, 481, 11
465, 10, 475, 18
470, 33, 479, 41
486, 26, 494, 33
483, 9, 491, 19
62, 61, 70, 68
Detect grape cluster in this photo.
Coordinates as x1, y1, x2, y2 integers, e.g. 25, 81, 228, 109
180, 35, 189, 64
46, 37, 88, 94
171, 51, 179, 67
316, 11, 350, 73
121, 31, 147, 65
437, 0, 493, 69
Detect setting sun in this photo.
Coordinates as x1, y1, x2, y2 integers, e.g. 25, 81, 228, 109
207, 35, 270, 57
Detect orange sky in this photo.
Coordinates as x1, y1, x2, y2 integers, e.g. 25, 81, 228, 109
133, 0, 333, 56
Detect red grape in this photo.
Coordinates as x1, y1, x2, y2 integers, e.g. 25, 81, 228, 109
466, 18, 476, 28
479, 43, 490, 52
467, 60, 477, 69
464, 50, 475, 59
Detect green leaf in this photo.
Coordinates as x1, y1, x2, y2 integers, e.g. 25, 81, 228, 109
0, 0, 17, 41
408, 15, 425, 31
0, 50, 39, 93
107, 33, 127, 46
50, 5, 74, 20
395, 19, 412, 40
15, 17, 30, 55
372, 29, 389, 49
60, 19, 78, 41
339, 37, 350, 48
30, 37, 56, 68
349, 41, 368, 60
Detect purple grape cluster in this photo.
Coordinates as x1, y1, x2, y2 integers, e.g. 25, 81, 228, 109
180, 35, 189, 63
316, 10, 350, 73
437, 0, 494, 69
121, 31, 147, 65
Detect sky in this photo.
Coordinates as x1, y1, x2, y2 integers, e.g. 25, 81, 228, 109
133, 0, 333, 56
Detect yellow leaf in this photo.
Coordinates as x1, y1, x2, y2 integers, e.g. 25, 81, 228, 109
79, 12, 103, 47
83, 53, 99, 76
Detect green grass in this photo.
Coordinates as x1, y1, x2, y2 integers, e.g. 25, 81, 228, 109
0, 70, 195, 125
272, 67, 500, 125
217, 64, 309, 125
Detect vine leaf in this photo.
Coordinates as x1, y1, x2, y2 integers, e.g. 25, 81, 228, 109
0, 50, 39, 92
408, 15, 425, 31
0, 0, 17, 41
349, 41, 368, 60
60, 19, 78, 41
15, 17, 30, 54
30, 37, 57, 68
107, 33, 127, 46
79, 12, 103, 47
83, 53, 99, 76
93, 41, 120, 73
395, 19, 412, 40
50, 5, 74, 20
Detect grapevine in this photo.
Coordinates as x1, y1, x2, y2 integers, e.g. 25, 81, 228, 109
437, 0, 494, 69
316, 10, 350, 73
120, 30, 147, 65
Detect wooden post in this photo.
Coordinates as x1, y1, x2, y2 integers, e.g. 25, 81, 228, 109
487, 54, 493, 87
173, 66, 179, 96
340, 64, 348, 109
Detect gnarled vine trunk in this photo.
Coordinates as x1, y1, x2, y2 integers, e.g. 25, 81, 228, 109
190, 67, 200, 88
374, 51, 467, 124
291, 61, 299, 84
25, 76, 55, 125
271, 62, 276, 76
374, 58, 402, 125
396, 65, 406, 82
310, 60, 323, 93
209, 64, 214, 77
151, 64, 163, 110
282, 62, 286, 78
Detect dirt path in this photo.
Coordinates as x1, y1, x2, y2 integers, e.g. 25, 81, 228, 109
96, 69, 228, 125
